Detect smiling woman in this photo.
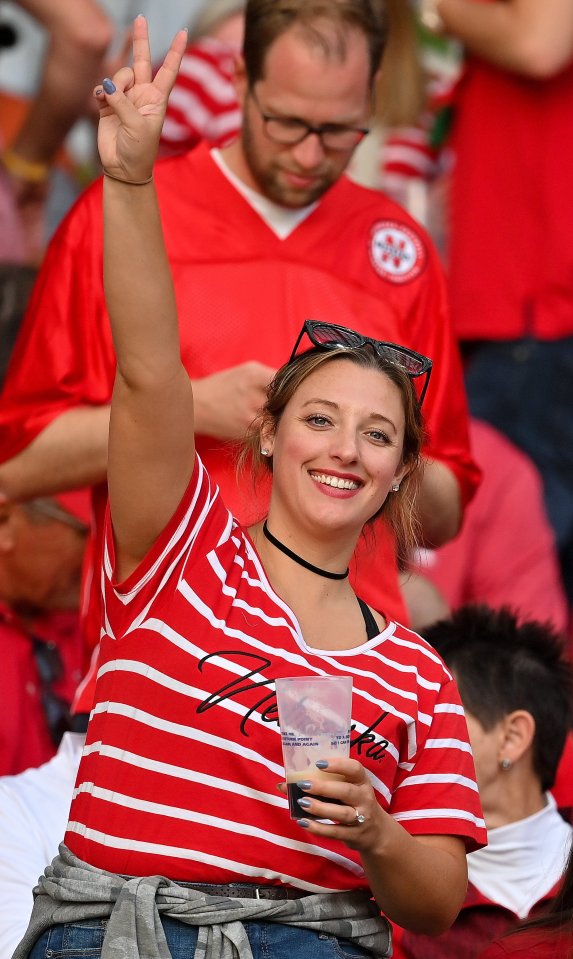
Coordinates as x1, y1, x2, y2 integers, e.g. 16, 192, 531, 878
16, 14, 487, 959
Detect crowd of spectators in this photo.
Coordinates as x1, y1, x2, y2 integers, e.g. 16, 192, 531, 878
0, 0, 572, 956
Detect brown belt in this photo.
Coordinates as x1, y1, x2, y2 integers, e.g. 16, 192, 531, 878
176, 881, 312, 901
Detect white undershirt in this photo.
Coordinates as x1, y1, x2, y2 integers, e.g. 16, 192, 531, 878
468, 793, 572, 918
211, 148, 318, 240
0, 732, 85, 957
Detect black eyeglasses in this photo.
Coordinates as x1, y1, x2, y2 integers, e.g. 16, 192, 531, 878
250, 88, 370, 152
289, 320, 433, 405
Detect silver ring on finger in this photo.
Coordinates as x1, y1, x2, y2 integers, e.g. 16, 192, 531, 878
352, 807, 367, 825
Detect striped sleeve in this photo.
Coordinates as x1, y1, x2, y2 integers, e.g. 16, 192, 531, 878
390, 675, 486, 850
101, 455, 224, 627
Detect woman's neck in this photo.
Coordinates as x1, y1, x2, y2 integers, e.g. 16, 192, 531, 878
247, 520, 386, 650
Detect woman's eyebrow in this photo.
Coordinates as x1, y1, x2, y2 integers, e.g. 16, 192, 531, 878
300, 397, 339, 410
300, 398, 398, 431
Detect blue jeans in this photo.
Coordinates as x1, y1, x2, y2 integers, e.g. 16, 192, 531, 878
28, 916, 374, 958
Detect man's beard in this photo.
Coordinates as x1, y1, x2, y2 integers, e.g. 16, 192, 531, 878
241, 115, 339, 209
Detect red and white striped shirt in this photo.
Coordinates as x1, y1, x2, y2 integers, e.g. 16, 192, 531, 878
66, 457, 486, 890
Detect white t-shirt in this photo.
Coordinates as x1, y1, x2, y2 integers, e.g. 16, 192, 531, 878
0, 732, 84, 958
468, 793, 572, 918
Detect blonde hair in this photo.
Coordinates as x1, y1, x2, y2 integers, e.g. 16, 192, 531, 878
375, 0, 426, 127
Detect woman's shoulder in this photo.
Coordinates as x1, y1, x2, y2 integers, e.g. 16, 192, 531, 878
383, 618, 455, 682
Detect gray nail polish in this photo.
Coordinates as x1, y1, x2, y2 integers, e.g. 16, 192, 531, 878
315, 760, 329, 770
296, 780, 312, 790
297, 797, 312, 809
296, 819, 310, 828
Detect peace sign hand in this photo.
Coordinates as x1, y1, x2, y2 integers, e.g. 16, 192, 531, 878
94, 15, 187, 183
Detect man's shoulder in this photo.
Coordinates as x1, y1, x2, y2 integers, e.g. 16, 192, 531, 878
154, 142, 215, 189
156, 141, 209, 167
56, 146, 215, 249
315, 175, 438, 284
333, 175, 430, 233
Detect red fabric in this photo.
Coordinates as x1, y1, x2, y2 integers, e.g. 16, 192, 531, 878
70, 640, 99, 716
65, 455, 485, 883
52, 489, 92, 528
448, 50, 573, 340
478, 926, 573, 959
393, 880, 561, 959
0, 145, 478, 655
553, 733, 573, 812
418, 419, 568, 631
0, 602, 82, 775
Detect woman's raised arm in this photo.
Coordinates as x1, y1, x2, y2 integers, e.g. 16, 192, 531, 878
96, 17, 190, 578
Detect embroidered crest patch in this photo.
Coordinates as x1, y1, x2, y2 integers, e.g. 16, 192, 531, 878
369, 221, 427, 284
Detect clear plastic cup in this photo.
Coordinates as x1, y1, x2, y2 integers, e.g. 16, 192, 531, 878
275, 675, 353, 819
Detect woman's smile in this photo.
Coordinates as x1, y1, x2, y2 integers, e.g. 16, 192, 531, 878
308, 469, 363, 495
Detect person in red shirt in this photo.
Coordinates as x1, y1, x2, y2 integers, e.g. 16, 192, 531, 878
427, 0, 573, 603
0, 491, 89, 774
0, 0, 478, 666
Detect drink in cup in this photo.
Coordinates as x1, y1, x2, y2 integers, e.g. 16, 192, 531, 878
275, 675, 353, 820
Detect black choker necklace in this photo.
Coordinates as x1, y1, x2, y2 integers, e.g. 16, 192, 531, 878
262, 521, 349, 581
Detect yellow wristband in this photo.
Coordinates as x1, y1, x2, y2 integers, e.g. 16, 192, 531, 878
1, 148, 50, 184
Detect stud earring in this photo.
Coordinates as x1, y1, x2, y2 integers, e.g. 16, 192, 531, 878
261, 448, 270, 457
499, 758, 513, 771
391, 484, 400, 492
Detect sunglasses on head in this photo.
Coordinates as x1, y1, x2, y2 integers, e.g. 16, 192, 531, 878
289, 320, 433, 406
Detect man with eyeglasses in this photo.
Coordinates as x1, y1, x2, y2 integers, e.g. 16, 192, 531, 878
0, 0, 478, 659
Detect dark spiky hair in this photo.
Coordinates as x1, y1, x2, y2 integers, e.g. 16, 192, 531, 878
424, 604, 573, 791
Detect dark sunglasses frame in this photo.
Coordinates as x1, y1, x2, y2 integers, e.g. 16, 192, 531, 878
289, 320, 433, 406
